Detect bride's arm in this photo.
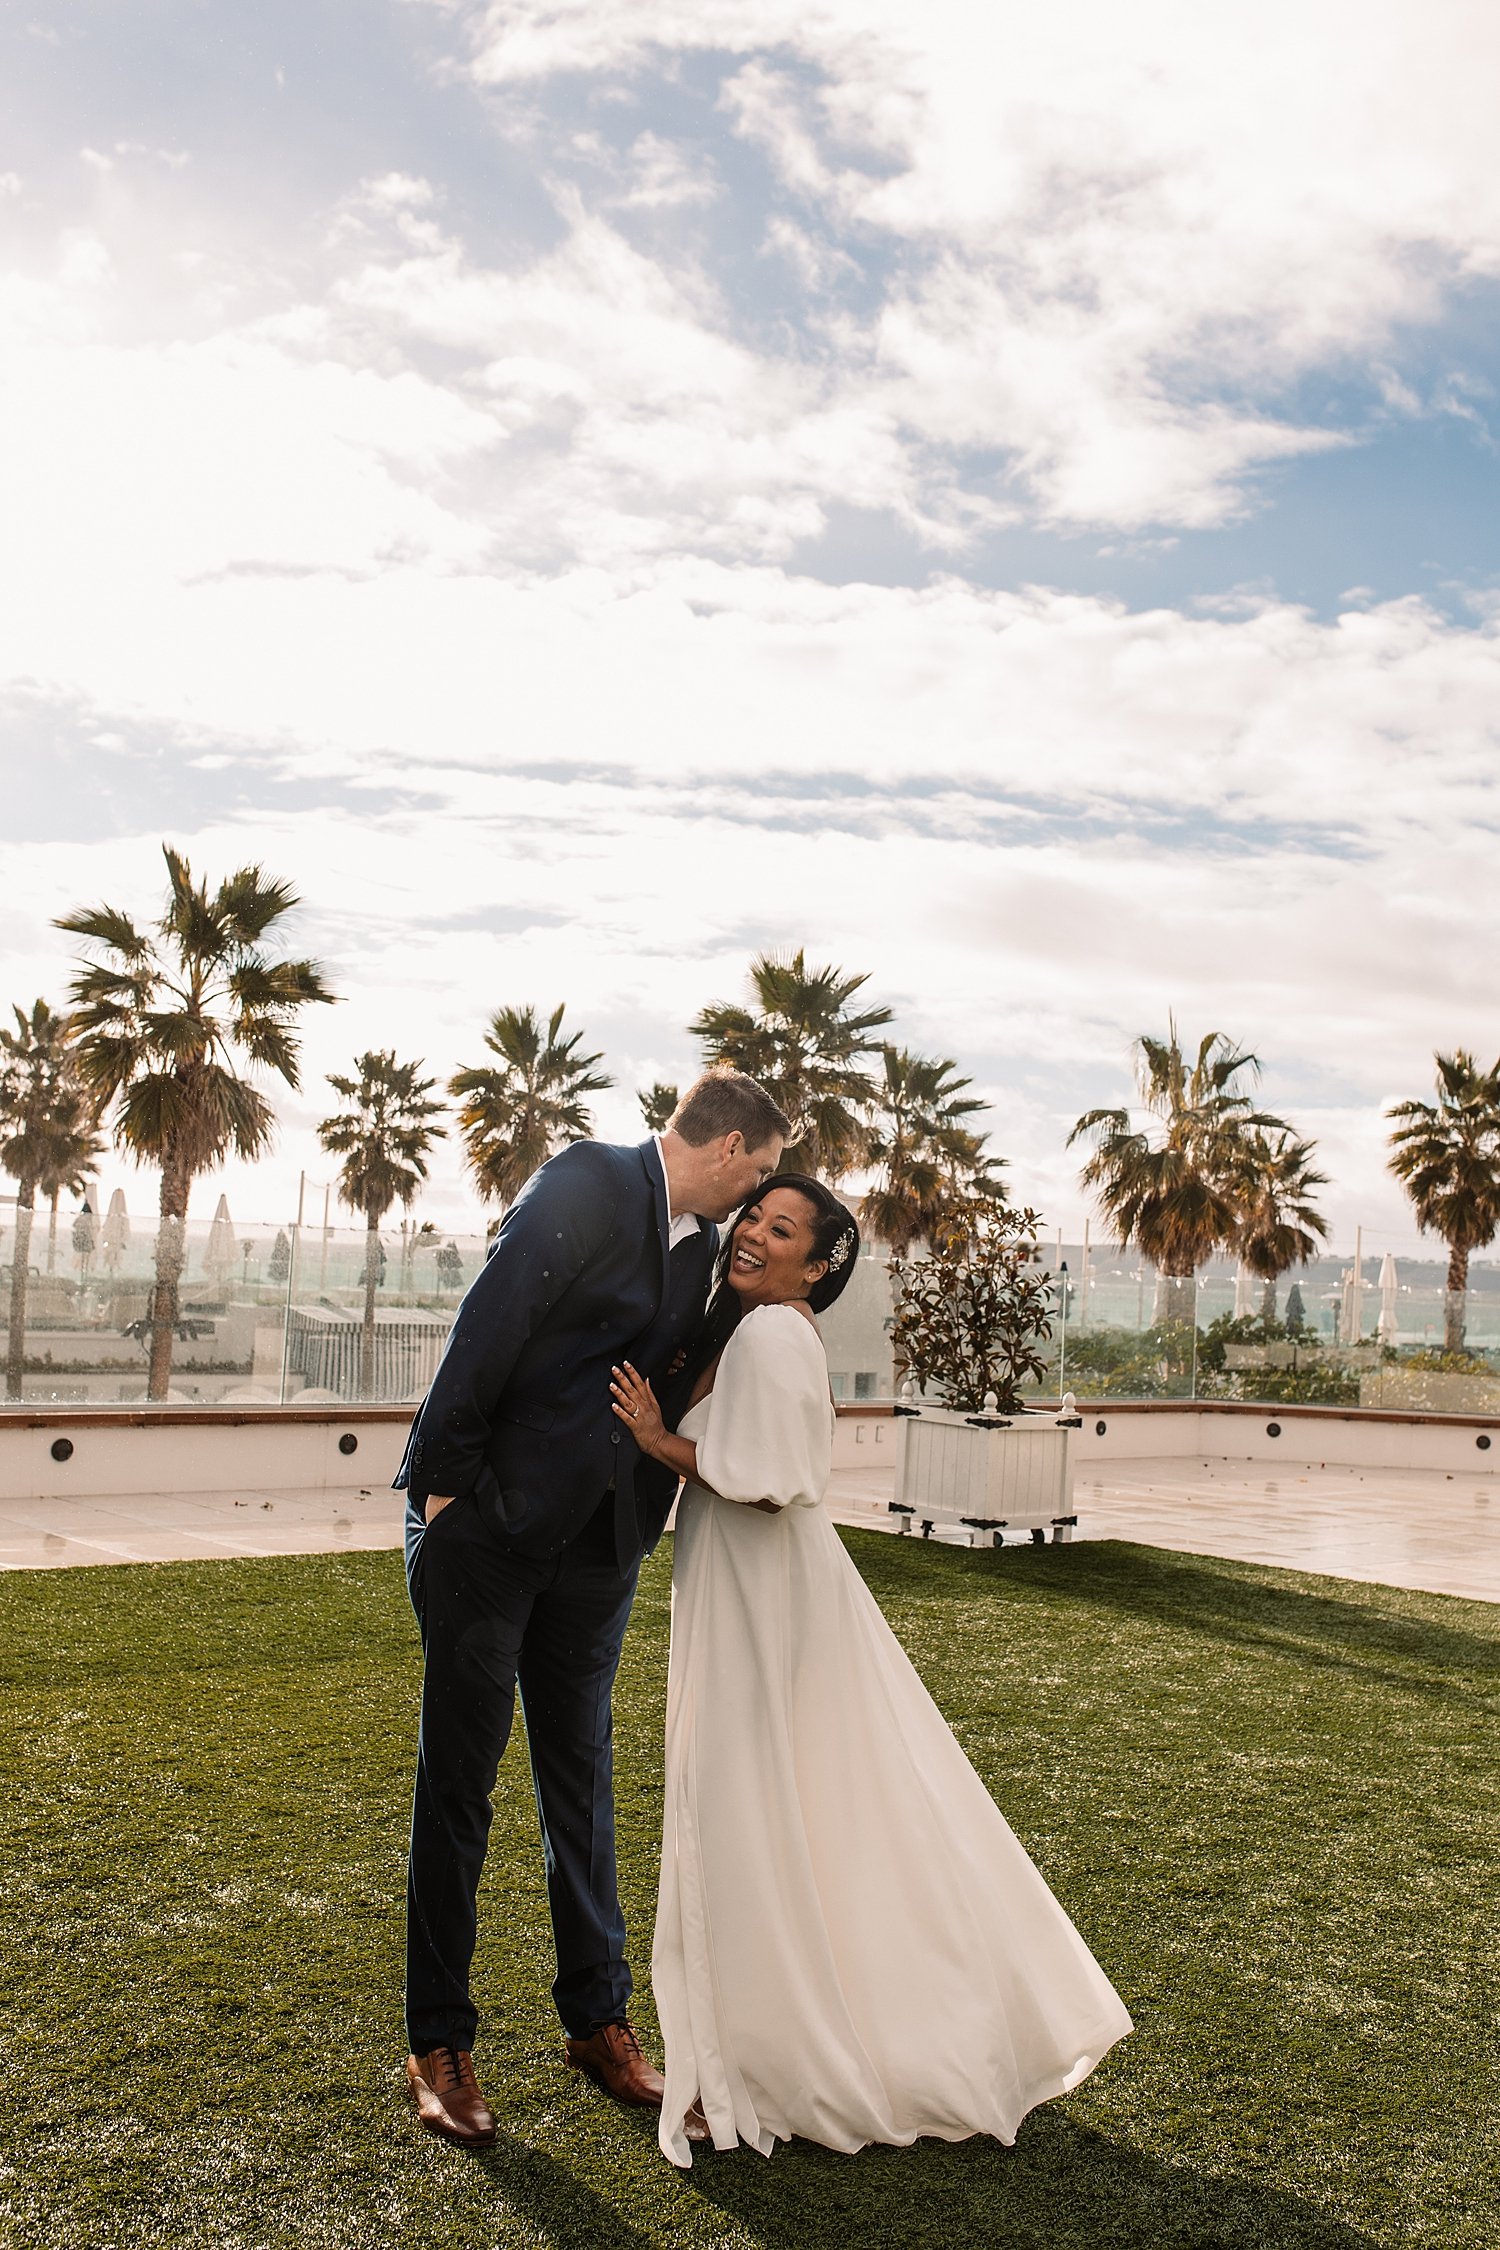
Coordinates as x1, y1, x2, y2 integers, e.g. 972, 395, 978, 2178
608, 1362, 781, 1507
623, 1309, 832, 1513
609, 1363, 707, 1487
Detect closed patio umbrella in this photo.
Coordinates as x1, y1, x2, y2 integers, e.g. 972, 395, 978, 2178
205, 1194, 238, 1289
1338, 1267, 1358, 1344
1377, 1252, 1399, 1345
101, 1188, 131, 1274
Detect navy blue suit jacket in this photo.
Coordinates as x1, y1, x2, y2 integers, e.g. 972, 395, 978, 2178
394, 1138, 717, 1562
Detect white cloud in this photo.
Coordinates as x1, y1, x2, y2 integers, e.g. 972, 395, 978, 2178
447, 0, 1500, 528
614, 132, 720, 210
111, 142, 191, 170
0, 248, 502, 606
329, 197, 916, 558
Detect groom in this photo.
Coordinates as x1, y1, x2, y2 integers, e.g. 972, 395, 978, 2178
395, 1068, 790, 2144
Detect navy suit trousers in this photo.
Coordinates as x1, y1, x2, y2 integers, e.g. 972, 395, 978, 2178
404, 1485, 639, 2052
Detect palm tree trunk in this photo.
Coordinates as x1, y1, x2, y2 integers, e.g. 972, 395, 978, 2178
1162, 1270, 1196, 1327
1444, 1242, 1470, 1354
5, 1183, 35, 1401
360, 1212, 379, 1400
147, 1155, 190, 1403
46, 1190, 59, 1275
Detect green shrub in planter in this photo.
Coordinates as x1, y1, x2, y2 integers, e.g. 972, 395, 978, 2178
889, 1195, 1055, 1415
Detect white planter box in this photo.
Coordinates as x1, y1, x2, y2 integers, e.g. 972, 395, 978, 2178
892, 1402, 1079, 1547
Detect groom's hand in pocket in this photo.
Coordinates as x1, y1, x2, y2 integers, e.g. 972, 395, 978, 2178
424, 1494, 455, 1525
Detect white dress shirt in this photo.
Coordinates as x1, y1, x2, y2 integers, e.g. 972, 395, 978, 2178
653, 1133, 703, 1250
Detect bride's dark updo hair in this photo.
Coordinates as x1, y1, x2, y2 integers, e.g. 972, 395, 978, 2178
668, 1174, 861, 1405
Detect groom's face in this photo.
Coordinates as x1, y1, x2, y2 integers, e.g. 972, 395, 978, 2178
705, 1132, 783, 1221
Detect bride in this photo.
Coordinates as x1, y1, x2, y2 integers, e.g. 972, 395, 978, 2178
609, 1176, 1131, 2169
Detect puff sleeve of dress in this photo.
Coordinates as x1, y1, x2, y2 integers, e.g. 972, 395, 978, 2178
693, 1303, 834, 1511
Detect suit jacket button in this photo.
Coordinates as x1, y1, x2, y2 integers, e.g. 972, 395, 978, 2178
610, 1431, 620, 1445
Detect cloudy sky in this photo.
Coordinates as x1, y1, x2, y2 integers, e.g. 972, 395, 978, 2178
3, 0, 1498, 1241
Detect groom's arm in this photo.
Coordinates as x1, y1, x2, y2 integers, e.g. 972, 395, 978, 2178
399, 1144, 620, 1506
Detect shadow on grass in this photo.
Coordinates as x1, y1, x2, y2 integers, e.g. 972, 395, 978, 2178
453, 2129, 662, 2250
846, 1533, 1500, 1697
680, 2108, 1381, 2250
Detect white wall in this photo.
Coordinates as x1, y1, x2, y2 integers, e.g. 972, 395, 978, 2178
0, 1411, 410, 1502
1, 1397, 1496, 1504
1068, 1404, 1499, 1474
831, 1410, 898, 1470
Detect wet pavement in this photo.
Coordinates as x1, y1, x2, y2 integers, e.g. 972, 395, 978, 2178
826, 1457, 1500, 1604
2, 1458, 1496, 1603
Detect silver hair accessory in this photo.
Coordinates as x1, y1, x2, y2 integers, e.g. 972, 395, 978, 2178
827, 1227, 855, 1273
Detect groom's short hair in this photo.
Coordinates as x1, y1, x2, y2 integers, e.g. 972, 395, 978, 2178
668, 1070, 792, 1150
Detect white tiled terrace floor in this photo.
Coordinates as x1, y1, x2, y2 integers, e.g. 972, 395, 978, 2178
828, 1458, 1500, 1603
3, 1458, 1498, 1603
0, 1484, 405, 1572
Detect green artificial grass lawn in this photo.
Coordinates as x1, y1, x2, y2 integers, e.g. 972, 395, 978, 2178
2, 1536, 1497, 2250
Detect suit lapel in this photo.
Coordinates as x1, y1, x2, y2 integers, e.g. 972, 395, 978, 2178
640, 1138, 671, 1317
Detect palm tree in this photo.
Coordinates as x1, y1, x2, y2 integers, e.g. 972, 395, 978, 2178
690, 950, 892, 1176
638, 1082, 679, 1134
38, 1094, 105, 1275
58, 847, 336, 1399
1387, 1051, 1500, 1353
318, 1051, 446, 1399
1069, 1024, 1287, 1327
0, 1001, 93, 1400
450, 1004, 612, 1208
1235, 1129, 1330, 1321
861, 1046, 1005, 1253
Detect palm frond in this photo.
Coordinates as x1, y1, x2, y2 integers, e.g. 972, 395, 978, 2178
236, 1019, 303, 1087
213, 866, 301, 944
53, 905, 149, 959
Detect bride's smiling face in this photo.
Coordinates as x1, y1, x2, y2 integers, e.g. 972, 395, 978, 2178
725, 1187, 829, 1308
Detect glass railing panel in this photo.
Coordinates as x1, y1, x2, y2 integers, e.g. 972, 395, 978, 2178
1041, 1320, 1199, 1403
1, 1215, 495, 1408
8, 1208, 1500, 1420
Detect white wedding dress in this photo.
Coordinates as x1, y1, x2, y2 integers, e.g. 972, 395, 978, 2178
652, 1302, 1132, 2168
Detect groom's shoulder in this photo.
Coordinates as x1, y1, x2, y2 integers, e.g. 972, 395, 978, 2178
532, 1136, 648, 1202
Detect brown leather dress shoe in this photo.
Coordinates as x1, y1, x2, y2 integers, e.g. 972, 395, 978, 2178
406, 2047, 498, 2145
563, 2020, 666, 2109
